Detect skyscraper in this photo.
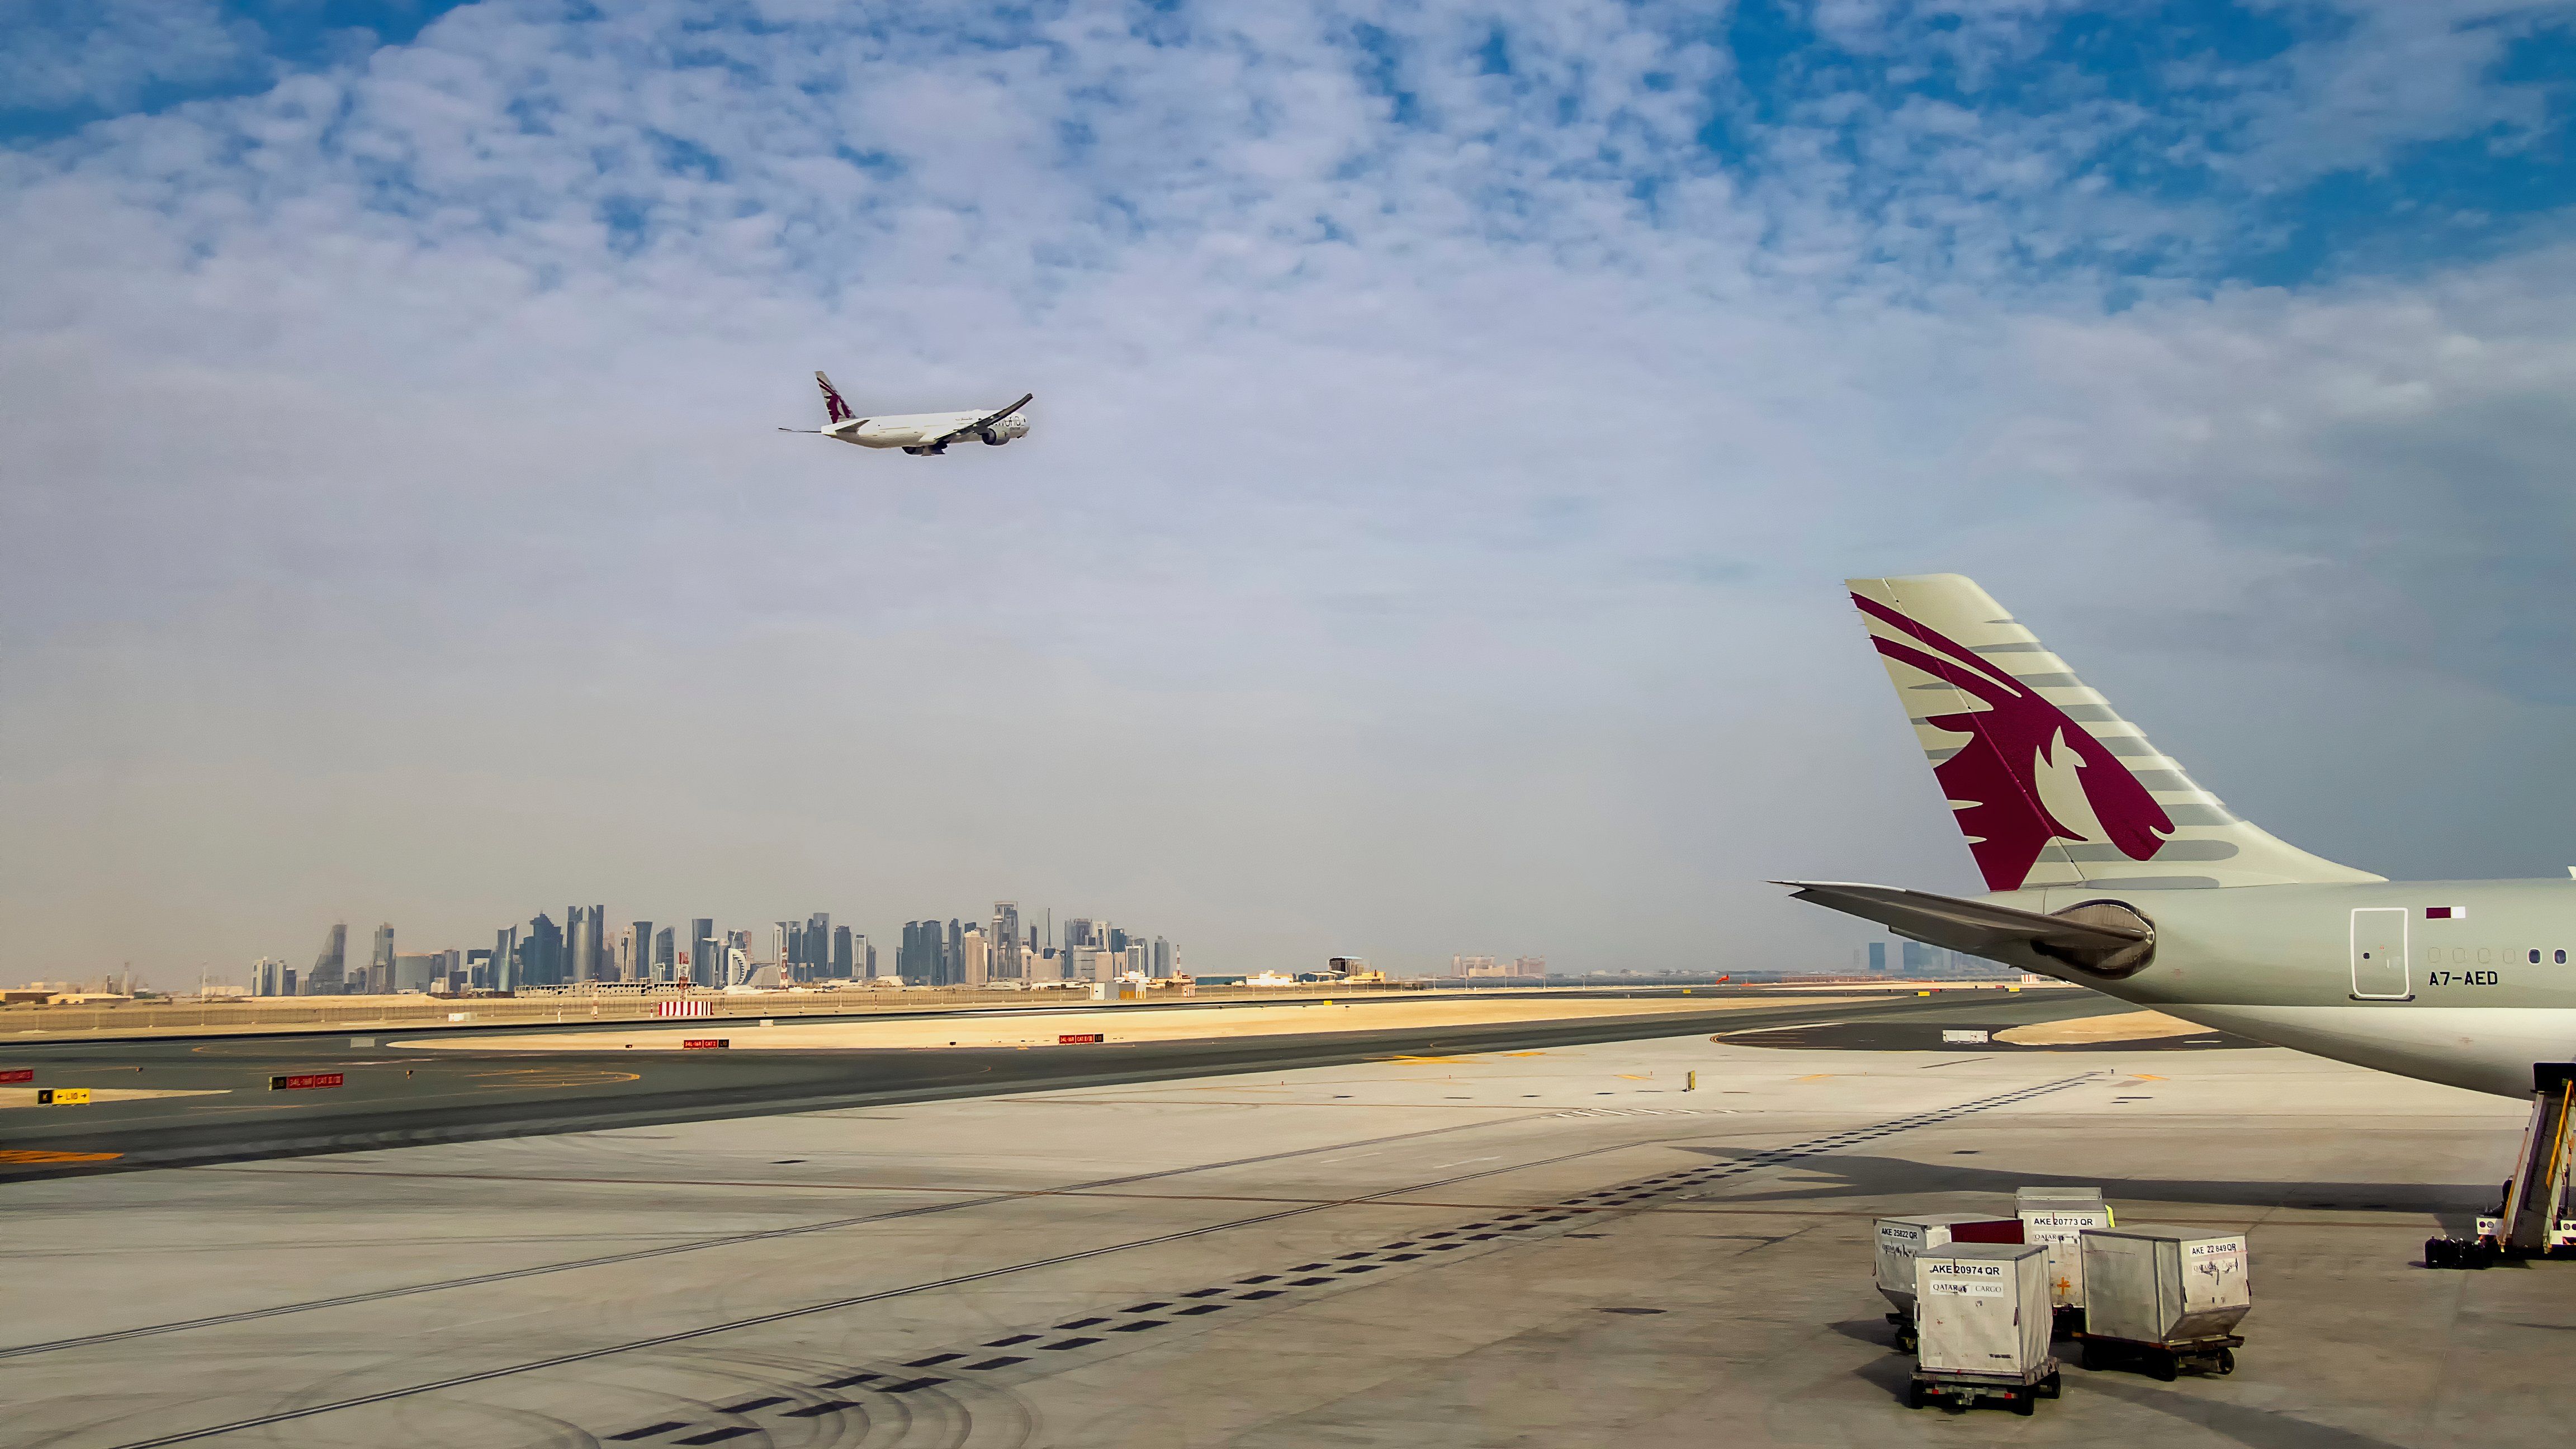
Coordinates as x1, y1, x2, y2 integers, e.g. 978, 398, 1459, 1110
654, 926, 676, 981
831, 925, 852, 978
306, 923, 348, 995
689, 918, 716, 989
946, 919, 963, 987
631, 920, 653, 982
368, 924, 396, 995
961, 926, 988, 987
525, 912, 564, 987
992, 903, 1022, 982
1152, 936, 1172, 978
565, 905, 604, 983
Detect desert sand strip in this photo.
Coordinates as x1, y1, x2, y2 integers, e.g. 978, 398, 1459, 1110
406, 995, 1841, 1052
1994, 1010, 2209, 1046
1, 1087, 229, 1110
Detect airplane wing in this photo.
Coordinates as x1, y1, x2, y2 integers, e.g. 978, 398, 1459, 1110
930, 393, 1033, 447
1772, 880, 2152, 973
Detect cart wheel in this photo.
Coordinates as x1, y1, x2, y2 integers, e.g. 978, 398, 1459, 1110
1905, 1381, 1926, 1410
2040, 1371, 2062, 1399
2012, 1390, 2037, 1417
2217, 1347, 2236, 1376
2080, 1342, 2102, 1372
2152, 1349, 2179, 1382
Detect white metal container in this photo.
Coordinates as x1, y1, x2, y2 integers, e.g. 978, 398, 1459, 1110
1874, 1213, 2023, 1318
1915, 1241, 2053, 1379
2016, 1192, 2114, 1310
2080, 1225, 2251, 1345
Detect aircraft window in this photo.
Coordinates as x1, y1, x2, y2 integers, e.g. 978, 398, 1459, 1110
2560, 950, 2568, 964
2454, 947, 2468, 963
2532, 950, 2542, 964
2477, 947, 2492, 964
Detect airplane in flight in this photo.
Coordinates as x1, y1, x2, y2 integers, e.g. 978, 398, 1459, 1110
780, 372, 1031, 455
1781, 574, 2575, 1254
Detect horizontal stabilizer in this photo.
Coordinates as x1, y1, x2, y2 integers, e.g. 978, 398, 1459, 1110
1774, 880, 2153, 977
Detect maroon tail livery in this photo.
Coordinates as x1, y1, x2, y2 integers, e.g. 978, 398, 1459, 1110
1852, 590, 2172, 892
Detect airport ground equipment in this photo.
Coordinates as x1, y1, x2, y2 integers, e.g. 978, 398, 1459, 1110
1905, 1241, 2060, 1414
2073, 1225, 2250, 1379
2015, 1186, 2114, 1336
2429, 1064, 2575, 1268
1876, 1213, 2024, 1353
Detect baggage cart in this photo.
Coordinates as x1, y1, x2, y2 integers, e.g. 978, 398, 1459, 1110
1906, 1241, 2059, 1415
2015, 1187, 2114, 1336
2075, 1225, 2251, 1379
1874, 1213, 2023, 1353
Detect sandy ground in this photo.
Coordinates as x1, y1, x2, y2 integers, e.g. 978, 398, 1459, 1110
0, 1087, 226, 1110
1995, 1008, 2204, 1045
403, 994, 1842, 1052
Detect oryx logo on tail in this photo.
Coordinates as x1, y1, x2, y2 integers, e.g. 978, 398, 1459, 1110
816, 371, 855, 425
1852, 590, 2172, 892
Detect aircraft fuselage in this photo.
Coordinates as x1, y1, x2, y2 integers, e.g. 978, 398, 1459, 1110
1990, 879, 2576, 1098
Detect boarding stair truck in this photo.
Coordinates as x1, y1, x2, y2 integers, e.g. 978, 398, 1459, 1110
2015, 1186, 2114, 1336
1874, 1213, 2023, 1353
2074, 1225, 2251, 1379
1906, 1241, 2059, 1414
2431, 1063, 2576, 1268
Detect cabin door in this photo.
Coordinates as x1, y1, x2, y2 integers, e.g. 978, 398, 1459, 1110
2350, 908, 2409, 1000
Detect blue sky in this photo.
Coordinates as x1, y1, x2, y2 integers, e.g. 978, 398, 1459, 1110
3, 1, 2574, 983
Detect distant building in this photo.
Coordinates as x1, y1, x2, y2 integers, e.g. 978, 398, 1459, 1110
305, 924, 348, 995
1453, 955, 1498, 976
961, 927, 988, 987
251, 957, 293, 997
685, 917, 717, 989
566, 906, 605, 983
831, 925, 853, 978
1868, 941, 1889, 974
391, 953, 438, 993
631, 920, 654, 981
653, 926, 676, 981
368, 924, 396, 995
1152, 936, 1172, 978
993, 903, 1022, 982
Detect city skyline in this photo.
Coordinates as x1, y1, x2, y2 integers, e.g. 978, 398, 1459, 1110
235, 900, 1192, 996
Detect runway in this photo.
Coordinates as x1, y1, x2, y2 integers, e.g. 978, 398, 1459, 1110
0, 990, 2109, 1181
6, 998, 2561, 1448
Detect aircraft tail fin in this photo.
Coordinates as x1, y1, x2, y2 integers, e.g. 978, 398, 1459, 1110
816, 371, 855, 425
1846, 574, 2379, 892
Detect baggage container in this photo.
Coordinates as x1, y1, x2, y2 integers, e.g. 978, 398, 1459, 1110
1874, 1213, 2022, 1352
2015, 1188, 2114, 1330
1906, 1241, 2059, 1414
2076, 1225, 2251, 1379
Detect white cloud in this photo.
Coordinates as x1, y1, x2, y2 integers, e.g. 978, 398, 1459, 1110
1, 0, 2572, 982
0, 0, 263, 113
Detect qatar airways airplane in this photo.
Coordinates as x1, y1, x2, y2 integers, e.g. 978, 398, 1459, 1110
1781, 573, 2576, 1107
780, 372, 1031, 455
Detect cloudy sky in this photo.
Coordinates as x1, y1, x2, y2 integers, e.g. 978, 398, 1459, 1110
3, 1, 2573, 986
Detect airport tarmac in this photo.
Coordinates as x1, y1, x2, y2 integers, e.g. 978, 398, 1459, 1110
3, 1001, 2561, 1448
0, 991, 2025, 1180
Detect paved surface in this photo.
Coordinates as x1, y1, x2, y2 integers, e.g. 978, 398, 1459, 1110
4, 998, 2561, 1448
0, 992, 2067, 1181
